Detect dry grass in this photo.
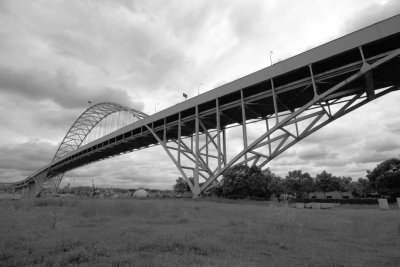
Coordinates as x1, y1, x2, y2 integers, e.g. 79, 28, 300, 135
0, 197, 399, 266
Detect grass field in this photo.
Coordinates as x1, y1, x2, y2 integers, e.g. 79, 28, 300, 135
0, 197, 399, 267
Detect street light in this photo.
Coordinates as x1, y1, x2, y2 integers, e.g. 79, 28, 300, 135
269, 51, 273, 66
197, 83, 203, 96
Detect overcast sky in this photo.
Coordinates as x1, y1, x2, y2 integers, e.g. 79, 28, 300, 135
0, 0, 399, 189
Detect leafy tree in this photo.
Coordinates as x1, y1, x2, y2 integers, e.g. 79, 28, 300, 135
315, 170, 342, 194
357, 177, 372, 195
375, 171, 400, 198
247, 167, 272, 198
267, 169, 285, 197
367, 158, 400, 190
221, 165, 250, 198
348, 178, 372, 197
337, 176, 352, 192
284, 170, 314, 198
367, 158, 400, 198
173, 177, 190, 193
220, 165, 278, 199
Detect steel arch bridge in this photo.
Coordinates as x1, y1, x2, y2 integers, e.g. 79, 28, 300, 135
0, 102, 148, 197
1, 15, 400, 198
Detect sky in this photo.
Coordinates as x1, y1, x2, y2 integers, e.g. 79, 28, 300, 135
0, 0, 399, 189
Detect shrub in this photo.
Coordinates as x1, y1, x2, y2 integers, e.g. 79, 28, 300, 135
296, 198, 380, 205
59, 247, 89, 265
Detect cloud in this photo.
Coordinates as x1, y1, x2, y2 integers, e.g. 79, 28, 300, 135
354, 151, 398, 164
0, 66, 144, 110
0, 139, 57, 181
364, 137, 400, 152
296, 144, 338, 161
386, 121, 400, 134
341, 0, 400, 33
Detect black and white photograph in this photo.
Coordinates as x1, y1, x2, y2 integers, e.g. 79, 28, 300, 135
1, 0, 400, 266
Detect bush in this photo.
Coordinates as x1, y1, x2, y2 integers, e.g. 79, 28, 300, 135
59, 247, 89, 265
295, 198, 380, 205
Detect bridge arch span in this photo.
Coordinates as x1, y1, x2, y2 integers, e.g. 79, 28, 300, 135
42, 102, 148, 193
53, 102, 148, 161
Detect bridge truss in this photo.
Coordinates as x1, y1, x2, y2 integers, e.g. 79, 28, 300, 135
149, 47, 400, 195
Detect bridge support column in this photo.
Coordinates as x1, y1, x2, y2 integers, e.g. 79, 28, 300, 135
193, 106, 200, 198
20, 171, 47, 198
146, 105, 227, 197
34, 174, 45, 197
21, 187, 29, 198
21, 183, 36, 198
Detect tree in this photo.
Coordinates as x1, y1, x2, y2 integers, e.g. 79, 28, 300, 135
315, 170, 342, 194
367, 158, 400, 190
173, 177, 190, 193
337, 176, 352, 192
356, 177, 372, 196
347, 178, 371, 197
219, 165, 278, 199
367, 158, 400, 198
247, 167, 272, 198
266, 169, 285, 197
375, 171, 400, 198
221, 164, 250, 198
284, 170, 314, 198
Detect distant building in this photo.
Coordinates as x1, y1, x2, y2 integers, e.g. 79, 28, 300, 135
308, 191, 354, 199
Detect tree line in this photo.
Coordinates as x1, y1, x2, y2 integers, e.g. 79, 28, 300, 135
173, 158, 400, 199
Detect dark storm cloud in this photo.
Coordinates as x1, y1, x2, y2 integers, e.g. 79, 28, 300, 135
0, 66, 144, 110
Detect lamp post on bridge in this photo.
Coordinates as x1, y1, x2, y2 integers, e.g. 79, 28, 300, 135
154, 103, 159, 114
197, 83, 203, 96
269, 51, 273, 66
